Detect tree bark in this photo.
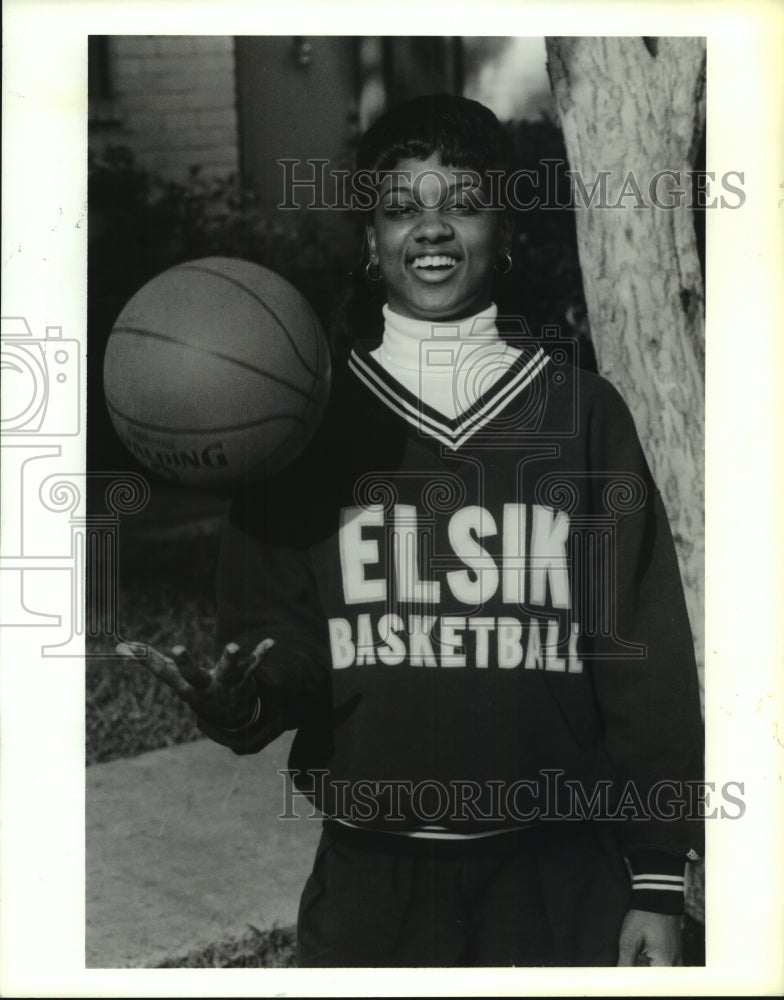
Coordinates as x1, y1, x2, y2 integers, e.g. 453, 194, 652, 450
545, 36, 706, 693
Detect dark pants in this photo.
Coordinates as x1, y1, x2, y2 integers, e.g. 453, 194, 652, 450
296, 823, 632, 967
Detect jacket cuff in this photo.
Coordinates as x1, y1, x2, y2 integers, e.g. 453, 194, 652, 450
627, 850, 686, 915
197, 709, 283, 755
196, 672, 286, 755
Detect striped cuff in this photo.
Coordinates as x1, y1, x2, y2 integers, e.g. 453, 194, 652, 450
217, 696, 262, 732
627, 851, 686, 915
197, 695, 285, 756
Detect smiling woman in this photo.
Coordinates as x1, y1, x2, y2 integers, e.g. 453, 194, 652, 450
365, 154, 521, 418
346, 96, 525, 419
367, 154, 510, 322
124, 93, 703, 969
359, 95, 516, 317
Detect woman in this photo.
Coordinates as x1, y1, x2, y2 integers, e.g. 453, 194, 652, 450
121, 95, 703, 967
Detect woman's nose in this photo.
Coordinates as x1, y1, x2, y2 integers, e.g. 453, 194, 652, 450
412, 210, 454, 241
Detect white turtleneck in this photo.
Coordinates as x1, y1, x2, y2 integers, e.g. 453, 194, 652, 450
369, 304, 522, 420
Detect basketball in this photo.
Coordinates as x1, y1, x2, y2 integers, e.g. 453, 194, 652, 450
103, 257, 331, 487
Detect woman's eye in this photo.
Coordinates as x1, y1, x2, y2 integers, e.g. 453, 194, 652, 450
383, 204, 416, 216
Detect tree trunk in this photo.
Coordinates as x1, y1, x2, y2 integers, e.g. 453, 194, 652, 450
545, 36, 706, 694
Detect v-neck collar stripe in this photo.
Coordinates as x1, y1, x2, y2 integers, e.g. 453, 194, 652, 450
347, 361, 463, 449
348, 351, 464, 438
348, 344, 550, 450
450, 351, 550, 447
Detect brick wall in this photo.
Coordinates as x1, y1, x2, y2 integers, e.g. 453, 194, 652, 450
90, 36, 239, 180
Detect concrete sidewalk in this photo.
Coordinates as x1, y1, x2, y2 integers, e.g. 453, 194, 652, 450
86, 732, 321, 968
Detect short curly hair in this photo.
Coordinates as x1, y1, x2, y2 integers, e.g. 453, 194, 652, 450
356, 93, 518, 201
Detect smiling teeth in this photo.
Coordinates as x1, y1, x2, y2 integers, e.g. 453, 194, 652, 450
412, 255, 457, 269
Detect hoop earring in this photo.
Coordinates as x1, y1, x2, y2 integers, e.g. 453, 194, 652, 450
365, 257, 382, 283
495, 249, 513, 276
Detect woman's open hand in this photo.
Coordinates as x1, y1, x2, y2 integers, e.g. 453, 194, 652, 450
116, 638, 274, 730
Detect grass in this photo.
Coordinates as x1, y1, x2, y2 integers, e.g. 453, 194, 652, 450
155, 924, 297, 968
86, 531, 219, 764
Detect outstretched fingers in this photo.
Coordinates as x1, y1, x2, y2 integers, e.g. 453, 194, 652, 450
170, 645, 212, 691
116, 641, 194, 698
212, 642, 242, 687
213, 638, 276, 688
117, 638, 276, 719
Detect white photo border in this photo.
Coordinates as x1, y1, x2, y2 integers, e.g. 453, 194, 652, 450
2, 0, 783, 996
